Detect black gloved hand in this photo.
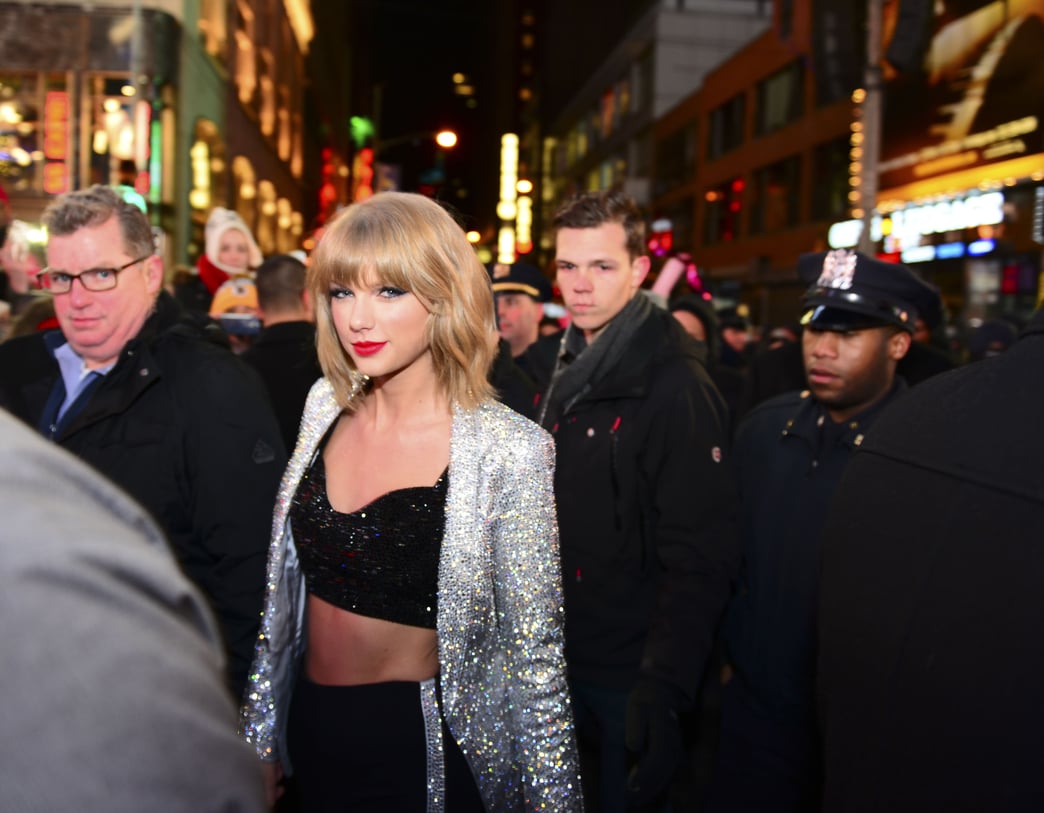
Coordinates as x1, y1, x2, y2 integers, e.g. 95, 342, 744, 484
624, 678, 685, 807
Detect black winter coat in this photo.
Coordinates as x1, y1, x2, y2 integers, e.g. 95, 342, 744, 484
241, 320, 323, 452
0, 292, 286, 698
818, 308, 1044, 812
538, 307, 739, 706
724, 384, 904, 722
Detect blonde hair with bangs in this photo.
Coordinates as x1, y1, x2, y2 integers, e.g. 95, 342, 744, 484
309, 192, 497, 410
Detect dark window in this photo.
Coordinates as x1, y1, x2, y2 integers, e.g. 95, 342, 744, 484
750, 156, 802, 234
654, 123, 697, 198
707, 94, 746, 160
703, 177, 745, 244
810, 137, 851, 221
755, 61, 804, 136
779, 0, 794, 39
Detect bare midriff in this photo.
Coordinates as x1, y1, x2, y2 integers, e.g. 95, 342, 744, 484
304, 595, 439, 685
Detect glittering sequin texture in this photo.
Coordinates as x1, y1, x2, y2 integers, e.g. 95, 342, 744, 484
291, 449, 444, 629
239, 378, 585, 811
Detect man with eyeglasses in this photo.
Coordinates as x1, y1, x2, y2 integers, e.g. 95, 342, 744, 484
0, 185, 286, 701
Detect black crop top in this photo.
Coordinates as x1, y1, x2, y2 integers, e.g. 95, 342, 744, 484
289, 445, 446, 629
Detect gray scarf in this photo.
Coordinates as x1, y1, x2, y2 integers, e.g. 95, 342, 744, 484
538, 293, 652, 429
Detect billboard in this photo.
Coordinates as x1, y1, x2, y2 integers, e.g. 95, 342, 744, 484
880, 0, 1044, 191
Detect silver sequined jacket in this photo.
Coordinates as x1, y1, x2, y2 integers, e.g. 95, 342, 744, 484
239, 378, 584, 811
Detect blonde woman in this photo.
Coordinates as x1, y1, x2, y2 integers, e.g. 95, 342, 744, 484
240, 192, 582, 812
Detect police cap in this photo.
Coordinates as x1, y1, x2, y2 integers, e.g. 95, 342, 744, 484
487, 262, 552, 303
798, 249, 941, 333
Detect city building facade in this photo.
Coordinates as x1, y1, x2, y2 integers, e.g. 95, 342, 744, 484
0, 0, 314, 268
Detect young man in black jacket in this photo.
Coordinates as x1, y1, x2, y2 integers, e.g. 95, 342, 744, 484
533, 188, 739, 812
0, 185, 285, 700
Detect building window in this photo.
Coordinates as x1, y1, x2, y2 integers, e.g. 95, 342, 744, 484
0, 72, 50, 195
779, 0, 794, 39
199, 0, 228, 61
86, 74, 148, 192
703, 176, 744, 243
232, 154, 257, 231
751, 155, 801, 234
811, 137, 851, 221
755, 61, 804, 136
654, 123, 697, 198
235, 2, 257, 107
707, 93, 746, 160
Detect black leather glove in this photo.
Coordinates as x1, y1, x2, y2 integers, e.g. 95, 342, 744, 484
624, 678, 685, 807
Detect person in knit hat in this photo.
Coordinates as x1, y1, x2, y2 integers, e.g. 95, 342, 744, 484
209, 276, 261, 354
197, 207, 263, 294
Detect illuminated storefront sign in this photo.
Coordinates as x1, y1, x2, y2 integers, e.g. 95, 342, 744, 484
828, 191, 1005, 250
42, 90, 68, 195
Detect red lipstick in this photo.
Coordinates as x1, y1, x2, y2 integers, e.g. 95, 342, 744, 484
352, 341, 386, 356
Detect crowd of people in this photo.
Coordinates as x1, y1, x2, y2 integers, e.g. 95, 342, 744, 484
0, 183, 1041, 813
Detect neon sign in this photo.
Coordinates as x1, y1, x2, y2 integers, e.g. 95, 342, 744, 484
43, 90, 68, 194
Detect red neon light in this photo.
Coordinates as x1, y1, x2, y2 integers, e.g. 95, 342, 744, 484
43, 162, 67, 195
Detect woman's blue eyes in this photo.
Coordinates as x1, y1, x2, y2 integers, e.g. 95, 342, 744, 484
329, 286, 407, 299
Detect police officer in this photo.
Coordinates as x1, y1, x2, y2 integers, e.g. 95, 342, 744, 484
705, 249, 942, 812
488, 262, 553, 358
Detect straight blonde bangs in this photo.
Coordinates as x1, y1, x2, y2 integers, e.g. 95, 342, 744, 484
308, 193, 497, 410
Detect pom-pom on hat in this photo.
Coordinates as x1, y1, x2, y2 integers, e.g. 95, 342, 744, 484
203, 207, 263, 277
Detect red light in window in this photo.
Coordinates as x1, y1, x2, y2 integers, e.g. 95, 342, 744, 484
731, 178, 745, 192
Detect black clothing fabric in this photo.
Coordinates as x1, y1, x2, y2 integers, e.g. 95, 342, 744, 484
490, 338, 539, 419
818, 308, 1044, 812
291, 448, 445, 630
538, 304, 738, 707
287, 678, 484, 813
241, 320, 323, 452
712, 385, 904, 811
0, 291, 286, 698
723, 385, 904, 723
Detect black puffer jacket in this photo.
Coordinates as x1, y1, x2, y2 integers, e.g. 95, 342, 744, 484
535, 307, 739, 705
0, 292, 286, 698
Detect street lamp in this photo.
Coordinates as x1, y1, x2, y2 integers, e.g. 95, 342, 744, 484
435, 129, 458, 149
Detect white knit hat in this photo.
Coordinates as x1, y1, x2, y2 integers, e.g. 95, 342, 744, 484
203, 207, 263, 277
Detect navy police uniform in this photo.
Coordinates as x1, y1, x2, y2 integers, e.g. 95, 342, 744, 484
706, 250, 941, 812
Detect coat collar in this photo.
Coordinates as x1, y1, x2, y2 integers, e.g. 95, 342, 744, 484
781, 381, 907, 449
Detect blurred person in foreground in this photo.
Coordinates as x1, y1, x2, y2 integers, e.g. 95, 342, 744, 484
239, 192, 582, 811
534, 188, 737, 812
0, 185, 285, 700
0, 407, 264, 812
241, 253, 323, 453
706, 249, 939, 812
0, 218, 46, 318
818, 304, 1044, 812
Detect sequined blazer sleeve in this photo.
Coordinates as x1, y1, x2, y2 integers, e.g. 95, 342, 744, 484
442, 403, 583, 810
238, 379, 343, 765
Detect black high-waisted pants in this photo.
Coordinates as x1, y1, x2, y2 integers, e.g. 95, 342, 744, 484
287, 676, 485, 812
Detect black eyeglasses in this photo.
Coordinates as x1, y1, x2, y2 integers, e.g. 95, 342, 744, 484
41, 256, 152, 294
